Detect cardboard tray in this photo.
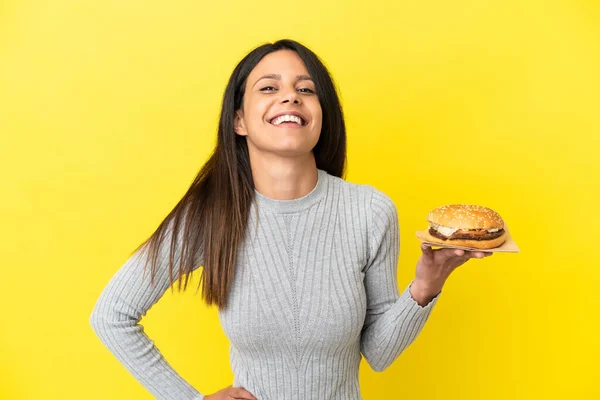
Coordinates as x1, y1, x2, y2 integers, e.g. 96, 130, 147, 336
416, 225, 520, 253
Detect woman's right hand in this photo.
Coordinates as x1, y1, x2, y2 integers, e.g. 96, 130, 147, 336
204, 385, 258, 400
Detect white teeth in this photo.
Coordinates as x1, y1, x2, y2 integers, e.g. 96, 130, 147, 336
271, 115, 303, 126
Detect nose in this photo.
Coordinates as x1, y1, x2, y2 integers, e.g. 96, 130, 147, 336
280, 87, 301, 105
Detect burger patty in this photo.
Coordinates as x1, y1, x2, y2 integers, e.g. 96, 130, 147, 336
429, 227, 505, 241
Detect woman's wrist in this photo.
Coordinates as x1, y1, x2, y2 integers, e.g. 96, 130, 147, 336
410, 279, 441, 307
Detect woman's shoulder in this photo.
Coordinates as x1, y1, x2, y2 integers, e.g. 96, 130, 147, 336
324, 173, 396, 214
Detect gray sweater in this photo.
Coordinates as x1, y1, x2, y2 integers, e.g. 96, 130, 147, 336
89, 169, 441, 399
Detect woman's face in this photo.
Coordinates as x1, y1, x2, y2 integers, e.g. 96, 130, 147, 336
234, 49, 322, 159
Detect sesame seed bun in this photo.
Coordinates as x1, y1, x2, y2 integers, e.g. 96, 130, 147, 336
427, 204, 504, 231
426, 204, 507, 250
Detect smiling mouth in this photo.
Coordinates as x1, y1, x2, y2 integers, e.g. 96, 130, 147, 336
268, 115, 307, 126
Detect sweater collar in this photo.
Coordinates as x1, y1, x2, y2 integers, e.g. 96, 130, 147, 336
253, 169, 328, 213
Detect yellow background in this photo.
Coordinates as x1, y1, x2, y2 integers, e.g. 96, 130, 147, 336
1, 0, 599, 398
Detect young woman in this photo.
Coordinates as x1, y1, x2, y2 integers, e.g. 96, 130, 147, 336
90, 39, 492, 400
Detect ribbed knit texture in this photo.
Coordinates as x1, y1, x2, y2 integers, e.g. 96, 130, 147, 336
89, 169, 441, 399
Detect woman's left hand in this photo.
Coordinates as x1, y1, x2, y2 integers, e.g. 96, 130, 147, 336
410, 244, 493, 306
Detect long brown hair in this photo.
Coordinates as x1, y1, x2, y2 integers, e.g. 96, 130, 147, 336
132, 39, 347, 311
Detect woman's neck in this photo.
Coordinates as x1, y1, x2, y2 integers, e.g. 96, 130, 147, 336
250, 154, 318, 200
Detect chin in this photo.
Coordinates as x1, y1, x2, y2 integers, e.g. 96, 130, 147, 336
246, 133, 320, 159
271, 138, 319, 155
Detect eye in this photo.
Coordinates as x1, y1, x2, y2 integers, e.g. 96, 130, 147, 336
298, 88, 315, 94
260, 86, 276, 92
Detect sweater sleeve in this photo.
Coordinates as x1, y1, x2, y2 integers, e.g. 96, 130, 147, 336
360, 188, 441, 372
89, 218, 205, 400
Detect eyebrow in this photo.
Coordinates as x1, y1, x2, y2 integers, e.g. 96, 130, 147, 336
252, 74, 313, 89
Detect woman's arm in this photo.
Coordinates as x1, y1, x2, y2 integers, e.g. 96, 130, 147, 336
89, 220, 204, 400
360, 189, 440, 372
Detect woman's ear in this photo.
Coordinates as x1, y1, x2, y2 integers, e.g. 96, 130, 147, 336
234, 110, 247, 136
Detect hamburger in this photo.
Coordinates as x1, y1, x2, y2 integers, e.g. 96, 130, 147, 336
424, 204, 507, 249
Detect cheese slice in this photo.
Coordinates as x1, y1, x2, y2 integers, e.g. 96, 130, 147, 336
430, 222, 499, 236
